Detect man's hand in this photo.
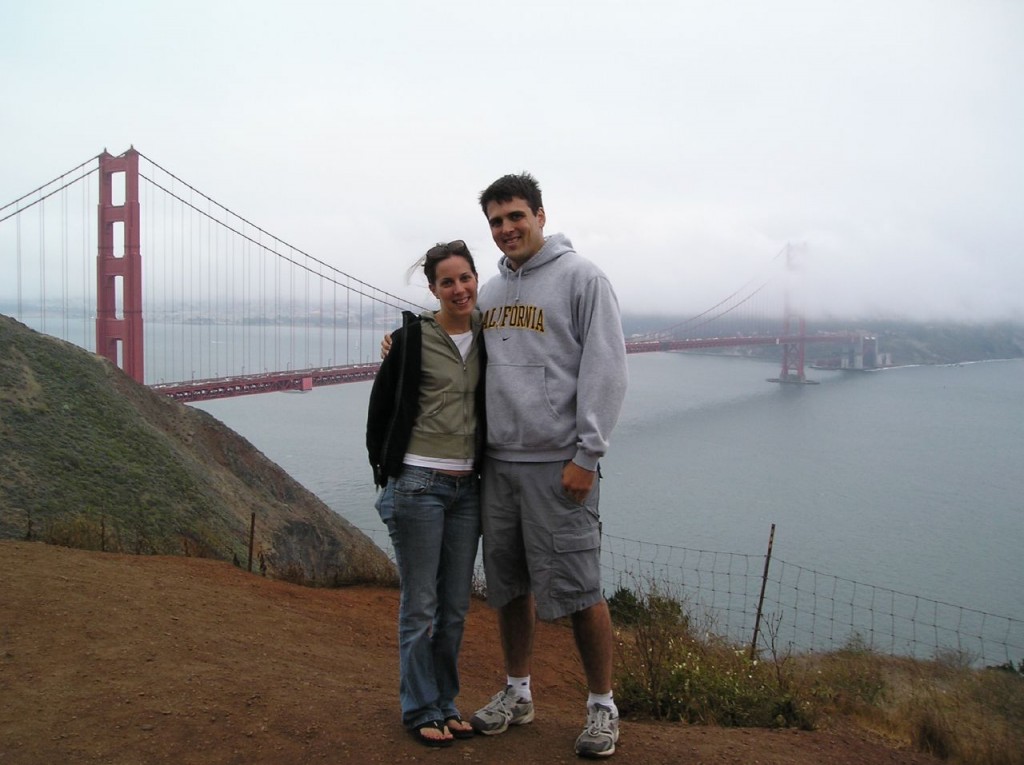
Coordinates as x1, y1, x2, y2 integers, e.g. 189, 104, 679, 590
562, 461, 596, 504
380, 333, 393, 360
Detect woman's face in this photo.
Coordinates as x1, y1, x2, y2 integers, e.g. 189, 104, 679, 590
429, 255, 477, 321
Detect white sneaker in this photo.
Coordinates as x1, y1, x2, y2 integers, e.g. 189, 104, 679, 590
574, 703, 619, 758
469, 685, 535, 735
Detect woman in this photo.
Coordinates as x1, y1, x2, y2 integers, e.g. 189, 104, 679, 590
366, 240, 486, 747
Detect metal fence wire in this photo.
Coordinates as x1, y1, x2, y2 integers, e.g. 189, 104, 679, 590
600, 531, 1022, 667
360, 524, 1022, 668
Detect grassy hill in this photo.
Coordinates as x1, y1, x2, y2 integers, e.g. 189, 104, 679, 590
0, 314, 395, 586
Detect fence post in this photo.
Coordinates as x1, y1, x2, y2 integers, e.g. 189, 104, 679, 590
750, 523, 776, 660
247, 512, 256, 572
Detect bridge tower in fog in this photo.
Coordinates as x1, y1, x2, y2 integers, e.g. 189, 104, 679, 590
772, 243, 811, 384
96, 148, 144, 384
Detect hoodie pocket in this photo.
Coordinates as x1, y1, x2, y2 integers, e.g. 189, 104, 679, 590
487, 363, 559, 448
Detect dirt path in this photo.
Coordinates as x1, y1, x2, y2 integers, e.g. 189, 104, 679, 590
0, 541, 939, 764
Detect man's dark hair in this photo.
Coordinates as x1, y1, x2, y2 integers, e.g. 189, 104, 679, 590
479, 172, 543, 215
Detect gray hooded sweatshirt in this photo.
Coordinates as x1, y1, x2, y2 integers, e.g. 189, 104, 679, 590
478, 232, 628, 470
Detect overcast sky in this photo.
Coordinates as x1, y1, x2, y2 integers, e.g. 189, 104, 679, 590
3, 0, 1022, 322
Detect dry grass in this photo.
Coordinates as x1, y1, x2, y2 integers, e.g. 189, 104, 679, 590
612, 586, 1024, 765
810, 652, 1024, 765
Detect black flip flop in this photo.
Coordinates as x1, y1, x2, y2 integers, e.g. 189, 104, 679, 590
445, 715, 475, 739
410, 720, 453, 748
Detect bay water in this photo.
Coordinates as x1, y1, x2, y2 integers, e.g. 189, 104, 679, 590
193, 354, 1023, 632
15, 310, 1021, 657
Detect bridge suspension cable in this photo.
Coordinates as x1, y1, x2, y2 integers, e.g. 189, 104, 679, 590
129, 150, 426, 384
0, 155, 101, 224
136, 151, 419, 311
636, 244, 789, 341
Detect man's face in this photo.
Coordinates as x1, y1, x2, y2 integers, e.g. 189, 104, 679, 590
485, 197, 546, 270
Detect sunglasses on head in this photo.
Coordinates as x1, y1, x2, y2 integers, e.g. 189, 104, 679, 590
426, 240, 469, 261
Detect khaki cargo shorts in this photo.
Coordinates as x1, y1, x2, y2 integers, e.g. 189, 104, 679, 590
481, 457, 603, 621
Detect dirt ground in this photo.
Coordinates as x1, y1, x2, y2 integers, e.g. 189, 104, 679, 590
0, 541, 942, 764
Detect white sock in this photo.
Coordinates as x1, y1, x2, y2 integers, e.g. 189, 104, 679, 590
588, 691, 617, 716
507, 675, 531, 702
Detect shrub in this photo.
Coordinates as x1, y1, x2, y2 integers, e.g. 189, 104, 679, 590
607, 586, 644, 626
612, 580, 814, 728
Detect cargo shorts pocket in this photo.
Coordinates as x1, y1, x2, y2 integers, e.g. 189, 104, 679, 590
550, 527, 601, 598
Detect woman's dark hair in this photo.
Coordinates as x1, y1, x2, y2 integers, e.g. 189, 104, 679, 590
413, 240, 477, 285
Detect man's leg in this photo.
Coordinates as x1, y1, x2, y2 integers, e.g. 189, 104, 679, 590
470, 594, 538, 735
571, 599, 613, 693
472, 459, 536, 735
499, 592, 536, 677
572, 599, 620, 757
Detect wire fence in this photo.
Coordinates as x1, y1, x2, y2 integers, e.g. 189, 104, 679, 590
357, 524, 1023, 669
600, 532, 1022, 668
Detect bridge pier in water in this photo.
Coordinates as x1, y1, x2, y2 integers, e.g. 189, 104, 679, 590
769, 314, 816, 384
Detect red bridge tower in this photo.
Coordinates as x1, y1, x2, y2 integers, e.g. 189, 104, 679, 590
95, 148, 144, 383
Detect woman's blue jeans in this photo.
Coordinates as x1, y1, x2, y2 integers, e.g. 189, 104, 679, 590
376, 466, 481, 729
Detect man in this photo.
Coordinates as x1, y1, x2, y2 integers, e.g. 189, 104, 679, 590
468, 173, 628, 758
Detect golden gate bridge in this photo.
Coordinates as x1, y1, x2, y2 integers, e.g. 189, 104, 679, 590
1, 148, 877, 401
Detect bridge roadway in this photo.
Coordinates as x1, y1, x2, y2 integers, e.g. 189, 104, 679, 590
152, 364, 381, 402
625, 332, 863, 354
152, 332, 863, 402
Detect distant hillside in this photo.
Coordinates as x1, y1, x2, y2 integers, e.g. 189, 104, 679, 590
622, 314, 1024, 366
813, 319, 1024, 365
0, 314, 395, 586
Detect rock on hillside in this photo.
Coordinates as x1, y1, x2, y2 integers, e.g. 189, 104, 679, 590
0, 314, 395, 586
